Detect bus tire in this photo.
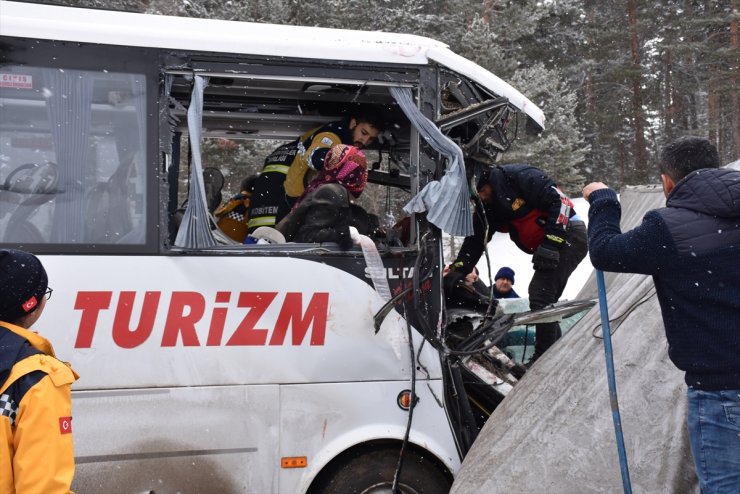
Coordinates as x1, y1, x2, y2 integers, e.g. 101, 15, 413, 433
309, 446, 452, 494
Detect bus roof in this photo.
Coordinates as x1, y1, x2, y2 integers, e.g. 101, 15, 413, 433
0, 0, 545, 129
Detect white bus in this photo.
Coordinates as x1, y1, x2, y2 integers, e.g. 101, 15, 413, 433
0, 2, 549, 492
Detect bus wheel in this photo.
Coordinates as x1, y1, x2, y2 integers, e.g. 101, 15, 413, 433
310, 446, 452, 494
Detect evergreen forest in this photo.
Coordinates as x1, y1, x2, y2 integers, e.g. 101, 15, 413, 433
54, 0, 739, 194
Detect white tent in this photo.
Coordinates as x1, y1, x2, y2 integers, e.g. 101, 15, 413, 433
451, 185, 699, 494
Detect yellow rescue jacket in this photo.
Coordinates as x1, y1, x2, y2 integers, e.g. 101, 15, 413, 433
283, 122, 347, 198
249, 121, 351, 231
0, 321, 79, 494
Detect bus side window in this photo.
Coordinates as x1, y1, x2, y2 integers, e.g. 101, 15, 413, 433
0, 65, 148, 246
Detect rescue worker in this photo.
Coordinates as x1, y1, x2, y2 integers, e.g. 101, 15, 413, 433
247, 108, 383, 232
276, 144, 368, 249
1, 249, 79, 493
214, 175, 258, 243
446, 164, 588, 366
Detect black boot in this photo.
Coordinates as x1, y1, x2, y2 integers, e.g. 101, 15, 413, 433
529, 322, 562, 365
510, 362, 527, 379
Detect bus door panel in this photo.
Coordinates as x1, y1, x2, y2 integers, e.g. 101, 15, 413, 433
72, 385, 279, 493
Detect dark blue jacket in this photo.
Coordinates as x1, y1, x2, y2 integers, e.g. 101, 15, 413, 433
0, 327, 44, 407
587, 168, 740, 390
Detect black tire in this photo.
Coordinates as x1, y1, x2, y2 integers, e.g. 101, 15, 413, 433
309, 446, 452, 494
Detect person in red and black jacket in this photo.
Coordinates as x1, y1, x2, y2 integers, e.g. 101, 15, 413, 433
447, 164, 588, 364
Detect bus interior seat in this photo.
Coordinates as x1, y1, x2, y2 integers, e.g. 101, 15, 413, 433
202, 167, 224, 214
2, 163, 58, 243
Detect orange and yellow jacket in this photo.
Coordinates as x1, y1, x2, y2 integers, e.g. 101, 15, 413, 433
1, 321, 79, 494
283, 121, 349, 198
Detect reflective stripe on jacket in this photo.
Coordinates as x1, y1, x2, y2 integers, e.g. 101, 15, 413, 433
1, 322, 79, 494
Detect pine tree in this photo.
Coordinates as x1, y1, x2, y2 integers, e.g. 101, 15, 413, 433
458, 1, 589, 194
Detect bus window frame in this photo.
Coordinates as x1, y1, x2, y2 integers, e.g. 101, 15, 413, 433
0, 37, 161, 255
161, 59, 430, 254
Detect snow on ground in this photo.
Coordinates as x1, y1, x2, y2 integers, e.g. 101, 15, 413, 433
472, 197, 593, 301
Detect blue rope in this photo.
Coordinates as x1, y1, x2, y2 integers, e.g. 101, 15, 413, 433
596, 270, 633, 494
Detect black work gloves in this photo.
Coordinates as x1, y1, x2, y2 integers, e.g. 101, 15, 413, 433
532, 232, 566, 272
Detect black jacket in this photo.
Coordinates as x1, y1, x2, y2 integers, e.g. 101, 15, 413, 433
446, 279, 492, 311
588, 167, 740, 390
455, 164, 577, 273
277, 183, 354, 249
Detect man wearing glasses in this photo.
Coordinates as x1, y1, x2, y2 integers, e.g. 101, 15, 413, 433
0, 249, 79, 493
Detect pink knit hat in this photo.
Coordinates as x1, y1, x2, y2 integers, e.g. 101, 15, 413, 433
323, 144, 367, 171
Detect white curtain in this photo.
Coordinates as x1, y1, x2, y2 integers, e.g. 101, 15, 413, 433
390, 86, 472, 237
45, 69, 94, 243
175, 75, 217, 248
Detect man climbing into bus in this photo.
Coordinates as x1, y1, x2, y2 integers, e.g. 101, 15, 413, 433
247, 107, 383, 232
445, 163, 588, 368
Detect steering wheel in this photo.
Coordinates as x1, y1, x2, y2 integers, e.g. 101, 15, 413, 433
4, 162, 58, 194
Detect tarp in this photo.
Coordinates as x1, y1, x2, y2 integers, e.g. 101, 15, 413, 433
451, 185, 699, 494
